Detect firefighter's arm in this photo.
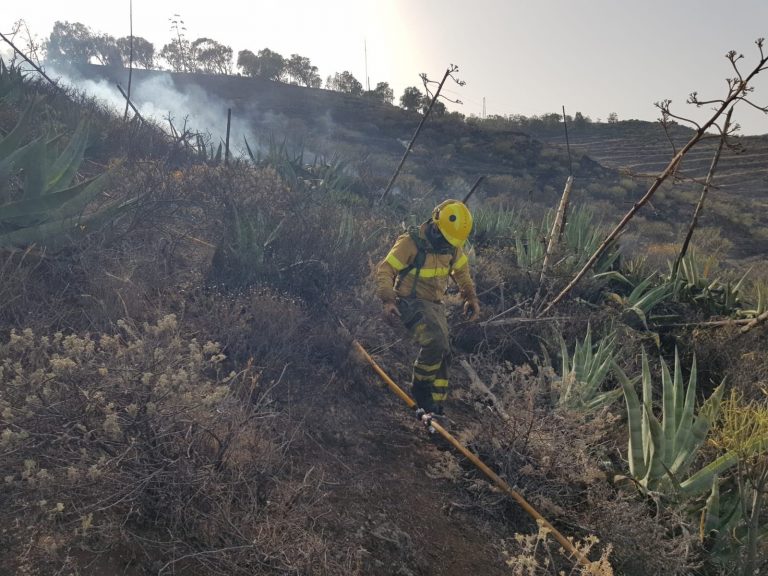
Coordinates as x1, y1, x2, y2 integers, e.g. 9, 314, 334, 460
375, 234, 416, 305
451, 249, 480, 319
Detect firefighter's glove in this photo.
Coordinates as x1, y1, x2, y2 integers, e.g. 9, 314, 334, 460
463, 299, 481, 322
382, 301, 401, 325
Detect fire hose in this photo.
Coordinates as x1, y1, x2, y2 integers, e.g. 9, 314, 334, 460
352, 339, 592, 569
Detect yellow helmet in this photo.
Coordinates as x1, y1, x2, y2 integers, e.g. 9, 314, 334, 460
432, 199, 473, 248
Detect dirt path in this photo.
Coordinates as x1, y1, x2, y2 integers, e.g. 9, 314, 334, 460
295, 377, 524, 576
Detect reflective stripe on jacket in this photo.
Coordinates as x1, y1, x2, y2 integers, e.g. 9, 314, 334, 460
375, 224, 477, 305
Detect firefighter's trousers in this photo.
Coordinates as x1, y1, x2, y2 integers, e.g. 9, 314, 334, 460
397, 298, 451, 412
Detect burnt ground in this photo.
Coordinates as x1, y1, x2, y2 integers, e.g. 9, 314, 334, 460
280, 349, 533, 576
0, 351, 527, 576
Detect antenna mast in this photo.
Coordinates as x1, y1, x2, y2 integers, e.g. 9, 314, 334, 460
365, 39, 370, 91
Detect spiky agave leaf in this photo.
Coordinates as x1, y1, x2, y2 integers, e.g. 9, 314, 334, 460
680, 433, 768, 496
18, 136, 48, 198
0, 173, 110, 249
614, 361, 647, 480
670, 381, 726, 478
0, 97, 39, 160
0, 138, 41, 199
46, 120, 91, 193
0, 175, 106, 225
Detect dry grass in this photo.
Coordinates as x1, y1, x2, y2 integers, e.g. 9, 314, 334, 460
460, 361, 700, 575
0, 315, 355, 575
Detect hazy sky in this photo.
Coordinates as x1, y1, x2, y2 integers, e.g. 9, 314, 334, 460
2, 0, 768, 134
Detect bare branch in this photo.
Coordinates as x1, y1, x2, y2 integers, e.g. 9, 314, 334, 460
688, 95, 727, 107
741, 310, 768, 334
672, 105, 734, 278
667, 110, 702, 131
540, 39, 768, 316
656, 100, 679, 155
737, 96, 768, 113
727, 50, 745, 81
379, 64, 465, 203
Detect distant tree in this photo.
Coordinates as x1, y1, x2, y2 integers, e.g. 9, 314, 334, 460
190, 37, 232, 74
512, 114, 529, 126
237, 48, 286, 81
160, 41, 191, 72
160, 14, 192, 72
421, 94, 446, 116
117, 36, 155, 69
326, 71, 363, 95
607, 112, 619, 124
363, 81, 394, 104
256, 48, 286, 81
92, 34, 122, 67
399, 86, 423, 112
237, 49, 258, 75
44, 21, 96, 65
308, 74, 323, 89
285, 54, 321, 87
541, 112, 562, 128
573, 111, 591, 128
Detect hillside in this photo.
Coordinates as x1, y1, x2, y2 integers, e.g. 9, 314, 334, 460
66, 65, 629, 208
1, 59, 767, 576
63, 64, 768, 262
526, 120, 768, 257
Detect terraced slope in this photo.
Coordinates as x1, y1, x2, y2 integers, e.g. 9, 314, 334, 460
528, 120, 768, 257
535, 121, 768, 195
66, 64, 767, 258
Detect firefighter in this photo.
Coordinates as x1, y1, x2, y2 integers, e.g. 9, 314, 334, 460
375, 199, 480, 418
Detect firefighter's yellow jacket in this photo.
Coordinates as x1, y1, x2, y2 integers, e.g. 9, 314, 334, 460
375, 224, 478, 305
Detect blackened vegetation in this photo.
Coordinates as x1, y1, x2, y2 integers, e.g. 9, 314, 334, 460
1, 49, 767, 575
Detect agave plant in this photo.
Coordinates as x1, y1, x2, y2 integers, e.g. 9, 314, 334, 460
244, 135, 353, 199
195, 132, 223, 165
702, 389, 768, 574
244, 134, 304, 188
0, 59, 26, 101
471, 206, 521, 245
613, 349, 756, 497
554, 325, 623, 412
698, 477, 744, 566
514, 219, 546, 271
0, 101, 112, 249
304, 153, 352, 196
670, 250, 749, 315
739, 281, 768, 319
601, 272, 674, 329
220, 204, 284, 285
558, 206, 620, 275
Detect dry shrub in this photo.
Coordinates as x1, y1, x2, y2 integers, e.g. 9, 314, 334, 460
0, 160, 225, 335
502, 519, 613, 576
206, 164, 386, 304
582, 484, 699, 575
462, 361, 699, 575
691, 325, 768, 401
184, 285, 312, 374
0, 315, 349, 575
0, 249, 50, 332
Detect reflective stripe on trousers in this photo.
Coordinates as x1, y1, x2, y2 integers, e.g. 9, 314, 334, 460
397, 298, 451, 409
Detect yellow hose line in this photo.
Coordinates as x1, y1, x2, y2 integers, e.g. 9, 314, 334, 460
352, 340, 590, 568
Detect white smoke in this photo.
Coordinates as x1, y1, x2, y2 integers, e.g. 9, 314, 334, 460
36, 64, 361, 166
46, 64, 262, 158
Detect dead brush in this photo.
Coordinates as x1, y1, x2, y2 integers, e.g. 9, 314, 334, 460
184, 284, 311, 374
0, 314, 349, 575
461, 360, 700, 574
209, 171, 386, 304
502, 519, 613, 576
